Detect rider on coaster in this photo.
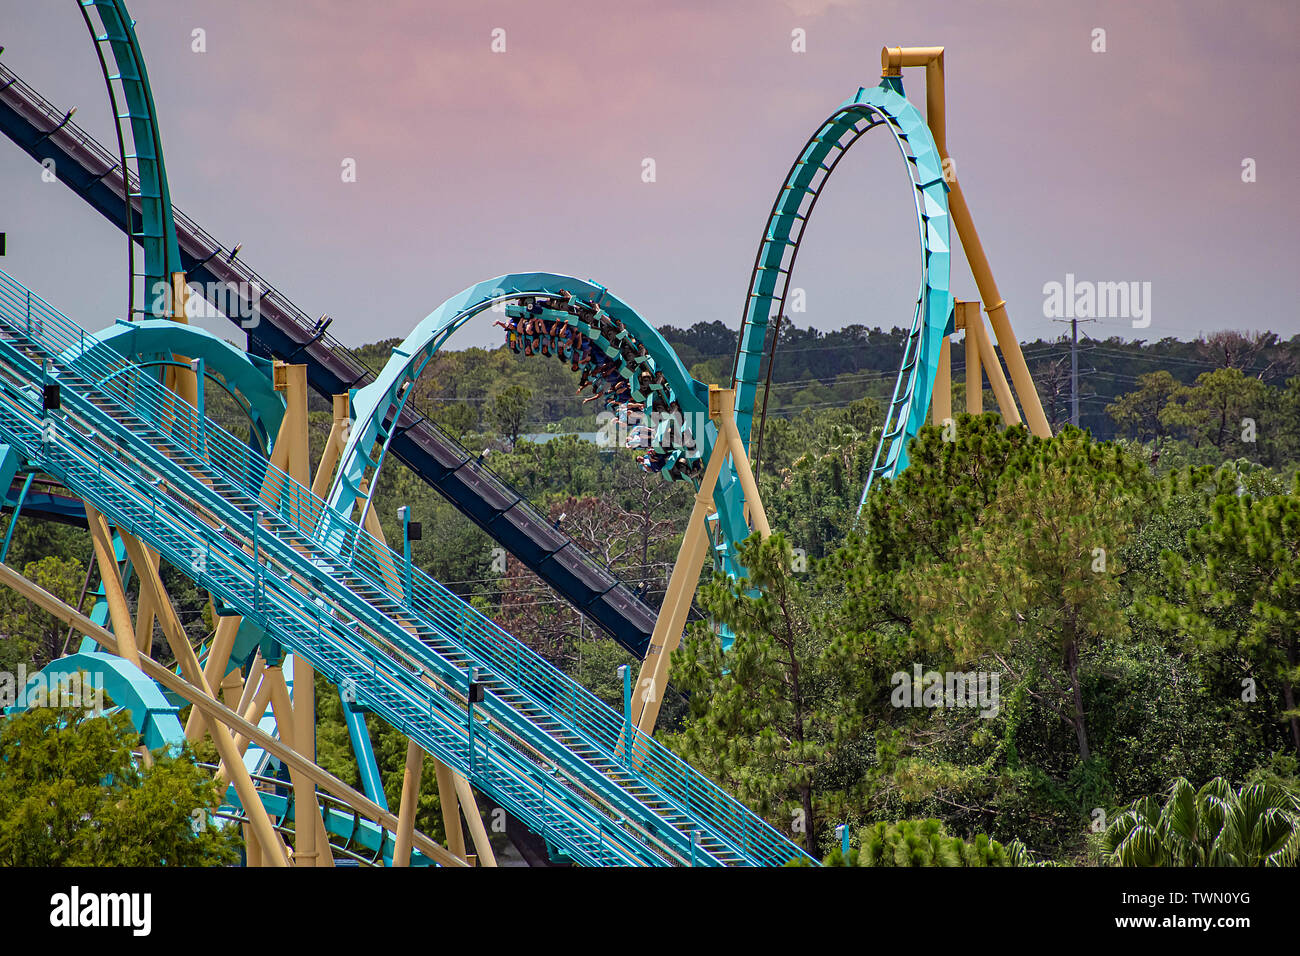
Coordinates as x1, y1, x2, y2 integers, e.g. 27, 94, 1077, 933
493, 315, 520, 353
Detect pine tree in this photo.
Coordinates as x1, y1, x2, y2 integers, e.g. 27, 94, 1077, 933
1153, 474, 1300, 753
0, 706, 240, 866
904, 428, 1154, 763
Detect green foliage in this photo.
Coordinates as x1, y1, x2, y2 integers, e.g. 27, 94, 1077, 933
759, 398, 879, 560
0, 707, 240, 866
847, 818, 1020, 867
906, 427, 1154, 763
855, 413, 1033, 574
0, 555, 85, 670
1146, 472, 1300, 753
1101, 776, 1300, 866
1158, 367, 1268, 455
490, 384, 531, 447
1106, 370, 1180, 443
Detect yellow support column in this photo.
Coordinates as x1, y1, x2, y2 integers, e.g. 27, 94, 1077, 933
233, 654, 266, 723
132, 545, 161, 657
219, 667, 244, 710
243, 824, 262, 868
631, 446, 724, 736
269, 363, 322, 866
434, 760, 468, 862
184, 614, 242, 740
163, 272, 200, 409
226, 675, 276, 769
82, 502, 141, 669
633, 386, 773, 737
958, 301, 983, 415
717, 394, 771, 539
883, 46, 1051, 438
311, 395, 351, 499
264, 665, 334, 866
931, 335, 952, 426
393, 739, 424, 867
453, 772, 498, 867
966, 303, 1021, 427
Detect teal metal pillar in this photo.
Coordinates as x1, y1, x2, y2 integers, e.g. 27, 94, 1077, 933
618, 663, 632, 766
189, 356, 205, 455
398, 505, 414, 602
0, 455, 31, 563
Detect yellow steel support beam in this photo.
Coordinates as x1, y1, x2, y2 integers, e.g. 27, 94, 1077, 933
931, 335, 952, 426
233, 653, 266, 727
632, 387, 772, 737
0, 561, 464, 868
162, 272, 199, 409
272, 362, 321, 868
453, 771, 498, 867
882, 46, 1051, 438
957, 301, 984, 415
631, 445, 723, 736
184, 613, 241, 740
393, 739, 424, 867
243, 824, 262, 868
219, 667, 243, 709
310, 395, 351, 499
964, 300, 1020, 427
81, 501, 140, 669
264, 665, 334, 866
434, 759, 468, 862
717, 392, 771, 538
225, 667, 276, 775
132, 544, 160, 657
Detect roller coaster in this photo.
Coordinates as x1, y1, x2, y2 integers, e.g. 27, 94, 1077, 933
0, 4, 1048, 866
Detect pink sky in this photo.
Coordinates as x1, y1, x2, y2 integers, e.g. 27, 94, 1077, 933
2, 0, 1297, 349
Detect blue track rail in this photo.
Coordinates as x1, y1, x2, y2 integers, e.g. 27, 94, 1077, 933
0, 269, 812, 867
730, 79, 952, 509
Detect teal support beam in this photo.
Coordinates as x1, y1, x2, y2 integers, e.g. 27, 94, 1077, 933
0, 461, 32, 563
398, 504, 413, 603
341, 696, 388, 812
619, 663, 632, 766
190, 356, 205, 455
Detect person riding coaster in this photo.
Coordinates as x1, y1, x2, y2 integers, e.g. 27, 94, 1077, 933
502, 292, 699, 482
614, 400, 645, 426
625, 424, 653, 450
493, 315, 520, 353
636, 450, 668, 473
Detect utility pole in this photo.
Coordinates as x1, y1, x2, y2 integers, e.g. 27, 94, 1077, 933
1070, 317, 1079, 427
1053, 315, 1095, 428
